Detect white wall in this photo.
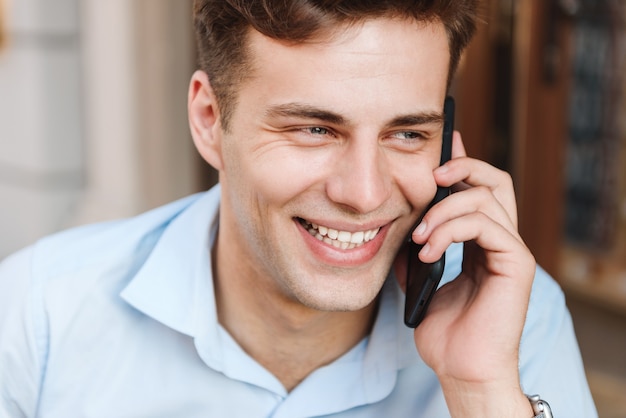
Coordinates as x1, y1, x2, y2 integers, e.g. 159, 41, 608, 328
0, 0, 83, 257
0, 0, 203, 259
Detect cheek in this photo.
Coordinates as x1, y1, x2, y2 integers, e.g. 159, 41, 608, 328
224, 142, 332, 209
392, 155, 440, 215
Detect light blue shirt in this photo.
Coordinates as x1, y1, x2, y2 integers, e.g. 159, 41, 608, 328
0, 185, 597, 417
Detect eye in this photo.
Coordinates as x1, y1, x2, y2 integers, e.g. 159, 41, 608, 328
304, 126, 332, 136
284, 125, 339, 147
392, 131, 424, 140
383, 130, 434, 152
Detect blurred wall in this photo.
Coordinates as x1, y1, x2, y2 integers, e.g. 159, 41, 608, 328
0, 0, 83, 258
0, 0, 202, 259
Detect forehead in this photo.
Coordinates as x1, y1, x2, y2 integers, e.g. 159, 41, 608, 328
247, 17, 449, 71
239, 18, 450, 117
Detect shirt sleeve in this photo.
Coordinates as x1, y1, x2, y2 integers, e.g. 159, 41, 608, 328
519, 265, 598, 417
0, 246, 45, 418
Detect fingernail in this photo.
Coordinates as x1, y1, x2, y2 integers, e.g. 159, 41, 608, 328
415, 221, 427, 236
420, 243, 431, 257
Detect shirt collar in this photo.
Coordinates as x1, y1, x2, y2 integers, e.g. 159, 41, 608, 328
120, 186, 221, 338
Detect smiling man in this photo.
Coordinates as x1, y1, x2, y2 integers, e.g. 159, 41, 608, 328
0, 1, 597, 417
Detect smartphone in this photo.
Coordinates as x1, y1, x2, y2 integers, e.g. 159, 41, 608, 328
404, 96, 454, 328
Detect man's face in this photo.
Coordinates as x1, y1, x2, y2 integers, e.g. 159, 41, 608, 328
216, 18, 450, 312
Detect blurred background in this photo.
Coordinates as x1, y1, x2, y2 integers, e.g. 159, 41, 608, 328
0, 0, 624, 415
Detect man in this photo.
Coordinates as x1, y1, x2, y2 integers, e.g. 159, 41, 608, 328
0, 1, 596, 417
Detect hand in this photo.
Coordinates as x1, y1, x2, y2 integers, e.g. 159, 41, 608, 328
394, 132, 536, 417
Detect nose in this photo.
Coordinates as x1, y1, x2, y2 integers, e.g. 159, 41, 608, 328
325, 137, 392, 214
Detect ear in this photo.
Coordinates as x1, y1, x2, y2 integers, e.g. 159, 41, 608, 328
188, 70, 224, 170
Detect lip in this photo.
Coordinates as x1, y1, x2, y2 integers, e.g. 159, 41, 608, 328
295, 217, 391, 267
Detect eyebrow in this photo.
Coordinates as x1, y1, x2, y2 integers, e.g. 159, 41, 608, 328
265, 102, 444, 129
384, 112, 445, 130
265, 103, 346, 125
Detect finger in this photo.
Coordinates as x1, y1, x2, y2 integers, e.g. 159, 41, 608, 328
412, 185, 521, 245
434, 158, 518, 228
451, 130, 467, 159
447, 131, 471, 193
417, 212, 534, 279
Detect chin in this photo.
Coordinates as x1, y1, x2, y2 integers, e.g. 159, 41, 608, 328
292, 279, 384, 313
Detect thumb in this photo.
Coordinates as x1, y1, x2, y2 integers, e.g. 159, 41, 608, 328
451, 130, 467, 159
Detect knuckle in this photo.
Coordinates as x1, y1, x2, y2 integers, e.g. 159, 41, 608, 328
475, 185, 492, 197
497, 169, 514, 188
472, 211, 490, 224
469, 186, 493, 203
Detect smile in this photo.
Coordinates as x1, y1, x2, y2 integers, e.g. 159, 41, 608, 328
298, 219, 381, 250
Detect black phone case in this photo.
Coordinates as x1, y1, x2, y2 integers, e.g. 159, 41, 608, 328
404, 96, 454, 328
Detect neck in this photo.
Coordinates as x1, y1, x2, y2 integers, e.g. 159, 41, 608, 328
212, 236, 379, 392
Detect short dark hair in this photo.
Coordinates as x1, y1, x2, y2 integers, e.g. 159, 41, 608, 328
193, 0, 479, 131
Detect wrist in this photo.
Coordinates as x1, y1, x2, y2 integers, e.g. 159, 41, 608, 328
439, 379, 534, 418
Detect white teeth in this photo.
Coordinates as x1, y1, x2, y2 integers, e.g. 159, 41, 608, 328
350, 231, 364, 244
337, 231, 351, 243
301, 219, 381, 249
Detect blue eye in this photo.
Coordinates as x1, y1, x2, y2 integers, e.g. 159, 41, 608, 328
393, 131, 424, 140
307, 127, 330, 135
287, 125, 338, 147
